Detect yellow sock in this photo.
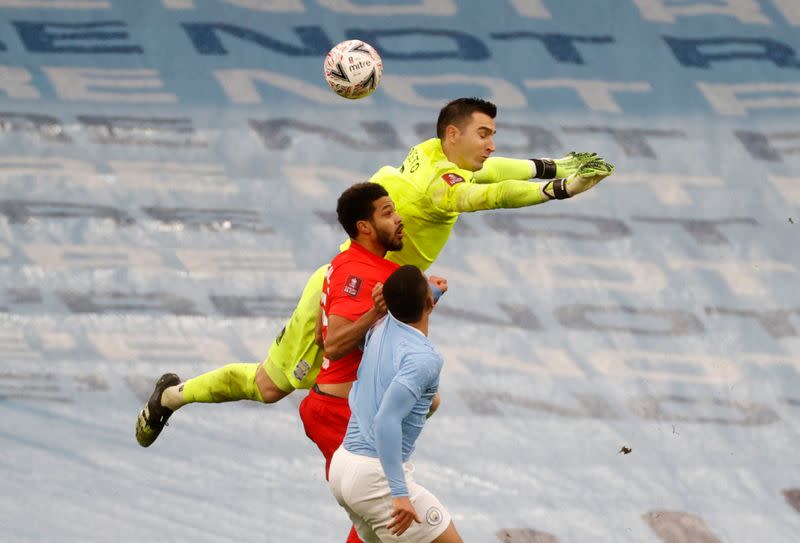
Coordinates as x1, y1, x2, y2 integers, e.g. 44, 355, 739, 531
181, 363, 264, 404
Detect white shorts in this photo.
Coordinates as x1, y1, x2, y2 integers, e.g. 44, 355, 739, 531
329, 446, 451, 543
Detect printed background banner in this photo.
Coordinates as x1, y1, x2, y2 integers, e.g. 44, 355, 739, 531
1, 1, 799, 542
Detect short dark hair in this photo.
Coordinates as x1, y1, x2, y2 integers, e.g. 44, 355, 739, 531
383, 265, 430, 324
436, 97, 497, 139
336, 182, 389, 238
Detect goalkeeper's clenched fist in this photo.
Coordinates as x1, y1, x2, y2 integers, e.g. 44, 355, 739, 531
541, 158, 615, 200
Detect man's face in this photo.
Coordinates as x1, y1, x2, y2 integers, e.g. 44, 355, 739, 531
369, 196, 403, 252
450, 111, 497, 171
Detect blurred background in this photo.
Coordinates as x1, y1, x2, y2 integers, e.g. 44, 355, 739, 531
1, 1, 799, 541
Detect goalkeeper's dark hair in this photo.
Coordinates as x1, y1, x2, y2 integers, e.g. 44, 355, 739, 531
383, 265, 430, 324
436, 97, 497, 139
337, 182, 389, 239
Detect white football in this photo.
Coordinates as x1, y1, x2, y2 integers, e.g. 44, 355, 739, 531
323, 40, 383, 100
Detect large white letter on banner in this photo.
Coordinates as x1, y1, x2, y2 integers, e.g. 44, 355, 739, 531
0, 66, 39, 98
507, 0, 551, 18
698, 82, 800, 116
524, 79, 650, 113
382, 74, 526, 108
215, 69, 349, 105
0, 0, 108, 7
163, 0, 303, 10
632, 0, 769, 24
773, 0, 800, 25
44, 67, 177, 103
318, 0, 455, 15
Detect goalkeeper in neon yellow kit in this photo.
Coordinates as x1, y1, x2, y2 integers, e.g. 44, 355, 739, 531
136, 97, 614, 447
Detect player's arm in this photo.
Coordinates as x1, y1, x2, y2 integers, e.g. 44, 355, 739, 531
427, 392, 441, 418
314, 304, 324, 349
427, 275, 447, 304
429, 159, 614, 213
324, 310, 382, 361
472, 157, 534, 183
374, 380, 422, 535
473, 152, 600, 183
324, 263, 386, 360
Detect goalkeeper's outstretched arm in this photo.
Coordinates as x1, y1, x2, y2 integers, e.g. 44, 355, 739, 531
430, 159, 614, 213
473, 152, 599, 183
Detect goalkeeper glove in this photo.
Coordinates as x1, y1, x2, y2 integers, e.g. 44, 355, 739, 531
541, 159, 614, 200
532, 151, 599, 179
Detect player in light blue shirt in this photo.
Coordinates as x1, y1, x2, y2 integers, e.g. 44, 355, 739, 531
330, 265, 462, 543
343, 305, 442, 494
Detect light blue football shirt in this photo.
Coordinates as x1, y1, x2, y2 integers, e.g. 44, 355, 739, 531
343, 312, 442, 496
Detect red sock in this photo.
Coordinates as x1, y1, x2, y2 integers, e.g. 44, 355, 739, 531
346, 525, 362, 543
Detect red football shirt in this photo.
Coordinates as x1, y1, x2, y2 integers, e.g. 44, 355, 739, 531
317, 241, 400, 384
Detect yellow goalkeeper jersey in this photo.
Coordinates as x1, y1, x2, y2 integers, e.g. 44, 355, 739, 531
372, 138, 472, 270
369, 138, 545, 270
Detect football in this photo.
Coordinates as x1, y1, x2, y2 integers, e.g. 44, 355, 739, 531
323, 40, 383, 100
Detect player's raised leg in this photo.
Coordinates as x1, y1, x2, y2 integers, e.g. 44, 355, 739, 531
135, 264, 328, 447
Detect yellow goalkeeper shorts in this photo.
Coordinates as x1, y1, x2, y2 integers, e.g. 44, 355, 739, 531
262, 264, 327, 392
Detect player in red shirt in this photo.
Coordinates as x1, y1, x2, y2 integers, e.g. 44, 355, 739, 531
299, 182, 446, 543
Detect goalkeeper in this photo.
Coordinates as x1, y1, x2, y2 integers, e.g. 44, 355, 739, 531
136, 97, 614, 447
